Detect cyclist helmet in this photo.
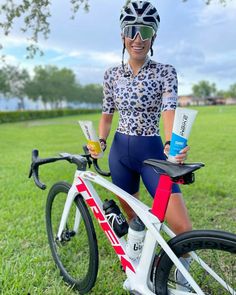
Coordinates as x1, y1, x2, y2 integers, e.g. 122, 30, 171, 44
120, 0, 160, 32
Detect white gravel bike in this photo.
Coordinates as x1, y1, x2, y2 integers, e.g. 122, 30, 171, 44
29, 148, 236, 295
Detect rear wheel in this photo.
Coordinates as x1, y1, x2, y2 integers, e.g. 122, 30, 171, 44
46, 181, 98, 294
154, 230, 236, 295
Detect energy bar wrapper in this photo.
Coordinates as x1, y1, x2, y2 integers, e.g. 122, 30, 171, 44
78, 120, 103, 158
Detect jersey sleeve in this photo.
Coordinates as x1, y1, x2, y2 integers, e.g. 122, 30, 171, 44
161, 65, 178, 112
102, 68, 116, 114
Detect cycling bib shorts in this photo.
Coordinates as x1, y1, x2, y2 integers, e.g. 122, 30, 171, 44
109, 132, 181, 197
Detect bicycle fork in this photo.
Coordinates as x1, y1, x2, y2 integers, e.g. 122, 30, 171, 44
56, 184, 79, 241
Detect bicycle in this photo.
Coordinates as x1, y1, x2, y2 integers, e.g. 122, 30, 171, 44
29, 147, 236, 295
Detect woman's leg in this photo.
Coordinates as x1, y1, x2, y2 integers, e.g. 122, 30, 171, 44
117, 192, 139, 223
166, 193, 193, 290
165, 192, 192, 234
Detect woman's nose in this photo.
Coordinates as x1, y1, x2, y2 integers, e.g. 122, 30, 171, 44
134, 32, 142, 42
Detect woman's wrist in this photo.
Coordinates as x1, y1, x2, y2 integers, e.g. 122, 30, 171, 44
164, 140, 171, 147
99, 138, 107, 151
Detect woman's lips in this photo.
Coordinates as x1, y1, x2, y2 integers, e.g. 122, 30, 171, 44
131, 45, 145, 51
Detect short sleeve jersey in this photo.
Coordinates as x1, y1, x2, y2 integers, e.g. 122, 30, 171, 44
102, 57, 178, 136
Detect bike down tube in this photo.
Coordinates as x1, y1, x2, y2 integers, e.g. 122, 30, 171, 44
75, 174, 138, 275
76, 173, 159, 295
55, 172, 136, 274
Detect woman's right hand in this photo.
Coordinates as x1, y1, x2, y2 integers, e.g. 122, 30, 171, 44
87, 139, 106, 159
87, 144, 100, 159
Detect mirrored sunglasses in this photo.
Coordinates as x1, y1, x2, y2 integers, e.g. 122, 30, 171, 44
123, 25, 155, 41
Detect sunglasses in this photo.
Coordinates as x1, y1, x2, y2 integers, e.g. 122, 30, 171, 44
123, 25, 155, 41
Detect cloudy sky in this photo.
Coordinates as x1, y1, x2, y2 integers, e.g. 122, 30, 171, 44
0, 0, 236, 95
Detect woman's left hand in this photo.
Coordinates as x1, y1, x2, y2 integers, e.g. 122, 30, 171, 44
175, 145, 190, 164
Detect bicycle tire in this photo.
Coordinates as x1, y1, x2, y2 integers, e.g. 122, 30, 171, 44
46, 181, 99, 294
154, 229, 236, 295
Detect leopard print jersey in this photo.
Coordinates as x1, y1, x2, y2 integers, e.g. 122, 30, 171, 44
102, 57, 178, 136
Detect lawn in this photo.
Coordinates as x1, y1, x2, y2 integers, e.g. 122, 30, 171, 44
0, 105, 235, 294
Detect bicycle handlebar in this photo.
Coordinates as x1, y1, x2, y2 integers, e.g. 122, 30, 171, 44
29, 148, 111, 190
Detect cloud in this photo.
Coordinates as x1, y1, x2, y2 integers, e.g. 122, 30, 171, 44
196, 1, 236, 27
0, 54, 18, 65
198, 51, 236, 79
1, 0, 236, 97
72, 65, 105, 84
155, 40, 205, 69
0, 35, 28, 48
67, 50, 121, 65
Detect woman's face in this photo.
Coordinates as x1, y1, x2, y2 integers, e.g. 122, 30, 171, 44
124, 33, 152, 62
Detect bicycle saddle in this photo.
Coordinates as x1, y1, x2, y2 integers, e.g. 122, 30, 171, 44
143, 159, 204, 178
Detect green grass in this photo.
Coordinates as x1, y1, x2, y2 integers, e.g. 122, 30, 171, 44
0, 106, 236, 294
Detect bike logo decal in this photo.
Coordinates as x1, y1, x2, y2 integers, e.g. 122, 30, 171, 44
77, 177, 135, 273
76, 178, 92, 198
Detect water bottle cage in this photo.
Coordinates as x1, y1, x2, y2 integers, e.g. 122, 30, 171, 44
171, 172, 195, 185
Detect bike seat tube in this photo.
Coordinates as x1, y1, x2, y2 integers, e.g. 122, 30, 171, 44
151, 174, 172, 222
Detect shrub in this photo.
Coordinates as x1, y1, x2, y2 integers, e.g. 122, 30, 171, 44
0, 109, 100, 124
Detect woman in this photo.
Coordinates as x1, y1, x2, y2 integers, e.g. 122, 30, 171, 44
89, 1, 191, 290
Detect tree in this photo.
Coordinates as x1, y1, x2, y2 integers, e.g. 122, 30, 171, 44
227, 83, 236, 98
0, 0, 89, 58
26, 65, 79, 108
0, 0, 228, 58
78, 84, 103, 104
0, 68, 10, 95
3, 65, 30, 109
192, 80, 217, 104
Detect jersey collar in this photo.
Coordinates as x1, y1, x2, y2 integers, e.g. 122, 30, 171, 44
125, 56, 151, 76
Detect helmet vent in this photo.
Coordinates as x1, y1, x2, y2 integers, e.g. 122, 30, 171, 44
123, 16, 136, 22
125, 7, 132, 14
143, 16, 159, 23
120, 1, 160, 32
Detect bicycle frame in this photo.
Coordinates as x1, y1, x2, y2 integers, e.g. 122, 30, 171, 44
56, 168, 208, 295
29, 150, 235, 295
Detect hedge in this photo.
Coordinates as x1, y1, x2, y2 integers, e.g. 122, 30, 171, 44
0, 109, 101, 124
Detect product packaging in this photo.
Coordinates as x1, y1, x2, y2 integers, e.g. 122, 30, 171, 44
168, 108, 198, 163
78, 120, 103, 158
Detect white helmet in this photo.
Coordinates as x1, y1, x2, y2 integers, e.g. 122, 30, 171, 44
120, 1, 160, 32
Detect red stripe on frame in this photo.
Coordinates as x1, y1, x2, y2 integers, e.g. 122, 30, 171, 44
76, 177, 91, 197
151, 174, 172, 222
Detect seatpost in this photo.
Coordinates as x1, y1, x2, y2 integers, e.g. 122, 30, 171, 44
151, 174, 173, 222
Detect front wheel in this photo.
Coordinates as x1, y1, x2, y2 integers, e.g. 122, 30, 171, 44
154, 230, 236, 295
46, 181, 99, 294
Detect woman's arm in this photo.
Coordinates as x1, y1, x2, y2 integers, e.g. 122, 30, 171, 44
98, 113, 113, 141
162, 109, 175, 143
